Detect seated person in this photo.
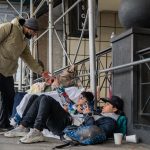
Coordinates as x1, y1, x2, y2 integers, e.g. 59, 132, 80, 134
10, 86, 82, 127
4, 91, 94, 144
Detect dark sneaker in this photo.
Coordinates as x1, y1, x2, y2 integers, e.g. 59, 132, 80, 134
0, 125, 14, 134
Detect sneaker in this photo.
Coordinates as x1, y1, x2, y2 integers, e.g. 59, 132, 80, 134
19, 128, 45, 144
4, 126, 29, 137
0, 125, 14, 134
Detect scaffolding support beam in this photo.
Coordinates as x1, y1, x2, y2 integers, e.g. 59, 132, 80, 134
18, 0, 23, 91
62, 0, 67, 67
54, 0, 81, 25
6, 0, 22, 18
88, 0, 97, 108
73, 10, 88, 64
29, 0, 34, 86
54, 28, 72, 65
48, 0, 53, 73
32, 0, 46, 17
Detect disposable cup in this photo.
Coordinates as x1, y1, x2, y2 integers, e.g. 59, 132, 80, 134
114, 133, 123, 145
126, 135, 137, 143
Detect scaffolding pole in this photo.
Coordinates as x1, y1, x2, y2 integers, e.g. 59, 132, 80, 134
32, 0, 46, 17
54, 0, 81, 25
62, 0, 67, 67
88, 0, 97, 108
6, 0, 22, 18
48, 0, 53, 73
18, 0, 23, 91
29, 0, 34, 86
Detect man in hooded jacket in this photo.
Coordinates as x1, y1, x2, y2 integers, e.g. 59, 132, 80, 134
0, 17, 46, 130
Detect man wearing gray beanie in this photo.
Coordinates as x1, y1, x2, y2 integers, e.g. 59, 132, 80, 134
0, 17, 48, 131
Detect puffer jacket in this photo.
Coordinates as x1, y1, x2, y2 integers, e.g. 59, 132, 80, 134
0, 18, 43, 77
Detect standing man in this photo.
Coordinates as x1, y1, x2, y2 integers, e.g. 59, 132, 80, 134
0, 17, 45, 131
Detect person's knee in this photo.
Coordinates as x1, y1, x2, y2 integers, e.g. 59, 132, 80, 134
36, 95, 47, 102
40, 95, 56, 105
31, 95, 46, 105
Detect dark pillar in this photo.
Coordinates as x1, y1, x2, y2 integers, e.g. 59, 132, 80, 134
111, 28, 150, 144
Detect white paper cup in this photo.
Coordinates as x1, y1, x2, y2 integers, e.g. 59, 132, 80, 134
114, 133, 123, 145
126, 135, 137, 143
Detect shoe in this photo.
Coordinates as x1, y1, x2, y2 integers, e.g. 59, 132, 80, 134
4, 126, 29, 137
0, 125, 14, 132
19, 128, 45, 144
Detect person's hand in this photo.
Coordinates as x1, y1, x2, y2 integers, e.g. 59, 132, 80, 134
42, 71, 51, 79
82, 103, 91, 114
63, 105, 68, 112
77, 104, 83, 114
51, 77, 60, 89
77, 103, 91, 114
46, 77, 55, 85
42, 71, 55, 85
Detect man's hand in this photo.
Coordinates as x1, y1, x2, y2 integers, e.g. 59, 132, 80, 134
42, 71, 51, 79
41, 71, 55, 85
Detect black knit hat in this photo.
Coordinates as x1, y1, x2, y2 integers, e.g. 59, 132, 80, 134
100, 95, 124, 111
24, 18, 39, 31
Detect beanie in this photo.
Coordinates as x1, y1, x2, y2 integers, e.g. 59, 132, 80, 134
24, 17, 39, 31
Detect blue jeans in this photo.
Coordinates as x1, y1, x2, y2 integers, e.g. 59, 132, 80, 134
11, 92, 27, 118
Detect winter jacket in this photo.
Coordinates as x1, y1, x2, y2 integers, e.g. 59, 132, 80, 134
95, 117, 117, 138
0, 18, 43, 77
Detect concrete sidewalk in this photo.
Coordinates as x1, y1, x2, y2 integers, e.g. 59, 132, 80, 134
0, 134, 150, 150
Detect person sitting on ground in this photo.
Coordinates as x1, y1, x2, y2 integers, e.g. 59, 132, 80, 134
4, 91, 94, 144
10, 65, 79, 127
63, 95, 125, 145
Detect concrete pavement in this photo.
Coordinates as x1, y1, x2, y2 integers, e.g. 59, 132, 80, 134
0, 134, 150, 150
